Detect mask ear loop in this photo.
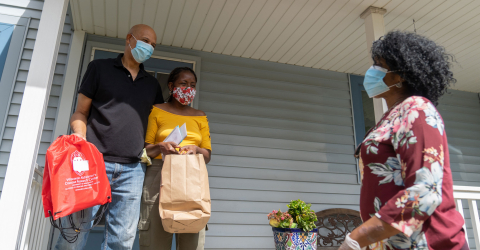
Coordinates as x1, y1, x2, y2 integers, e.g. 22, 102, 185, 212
128, 34, 137, 50
386, 70, 403, 89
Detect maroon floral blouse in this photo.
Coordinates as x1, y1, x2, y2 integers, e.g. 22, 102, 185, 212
359, 96, 466, 250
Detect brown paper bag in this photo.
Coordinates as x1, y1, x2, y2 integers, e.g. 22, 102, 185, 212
159, 154, 211, 233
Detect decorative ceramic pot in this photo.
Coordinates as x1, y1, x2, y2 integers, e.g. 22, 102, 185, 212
272, 227, 318, 250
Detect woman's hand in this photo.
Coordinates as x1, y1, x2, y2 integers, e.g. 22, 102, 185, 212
178, 146, 212, 164
145, 142, 179, 159
159, 142, 180, 155
179, 145, 198, 155
341, 216, 401, 249
338, 233, 363, 250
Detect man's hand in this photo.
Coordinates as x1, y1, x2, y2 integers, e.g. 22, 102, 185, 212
71, 133, 86, 140
179, 145, 198, 155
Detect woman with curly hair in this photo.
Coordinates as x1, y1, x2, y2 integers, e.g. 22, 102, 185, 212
339, 31, 468, 250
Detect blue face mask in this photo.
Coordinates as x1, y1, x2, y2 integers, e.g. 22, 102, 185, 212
363, 66, 401, 98
129, 35, 154, 63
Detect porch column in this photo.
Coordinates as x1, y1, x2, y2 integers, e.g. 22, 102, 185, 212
361, 6, 388, 123
0, 0, 68, 248
53, 30, 86, 139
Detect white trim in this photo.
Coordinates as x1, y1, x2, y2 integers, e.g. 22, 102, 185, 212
453, 185, 480, 192
455, 199, 469, 247
90, 47, 198, 71
373, 98, 388, 123
468, 199, 480, 248
453, 185, 480, 200
361, 6, 389, 123
52, 30, 86, 139
453, 185, 480, 248
0, 13, 29, 26
0, 0, 69, 248
0, 0, 44, 10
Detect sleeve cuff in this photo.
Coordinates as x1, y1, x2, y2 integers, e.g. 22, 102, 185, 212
145, 140, 155, 145
78, 89, 94, 99
377, 210, 422, 237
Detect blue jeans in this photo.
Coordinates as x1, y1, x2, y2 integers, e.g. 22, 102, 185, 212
54, 161, 146, 250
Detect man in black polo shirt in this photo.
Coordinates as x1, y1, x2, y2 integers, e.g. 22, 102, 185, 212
55, 24, 166, 250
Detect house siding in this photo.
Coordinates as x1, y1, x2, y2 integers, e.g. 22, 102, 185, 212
0, 0, 73, 197
437, 90, 480, 249
199, 58, 358, 249
438, 90, 480, 186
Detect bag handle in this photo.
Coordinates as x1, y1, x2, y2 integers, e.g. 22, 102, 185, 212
48, 200, 109, 244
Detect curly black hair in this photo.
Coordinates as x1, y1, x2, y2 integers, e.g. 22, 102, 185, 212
167, 67, 197, 103
371, 30, 456, 105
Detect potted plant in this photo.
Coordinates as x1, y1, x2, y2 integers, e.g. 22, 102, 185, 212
268, 199, 318, 250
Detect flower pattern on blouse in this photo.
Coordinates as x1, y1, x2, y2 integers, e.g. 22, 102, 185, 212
424, 102, 444, 136
368, 156, 404, 186
407, 163, 443, 216
390, 228, 428, 250
360, 96, 451, 250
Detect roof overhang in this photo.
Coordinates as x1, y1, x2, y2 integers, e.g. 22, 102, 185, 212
70, 0, 480, 92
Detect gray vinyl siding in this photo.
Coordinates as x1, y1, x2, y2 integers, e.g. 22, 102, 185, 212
201, 58, 358, 249
437, 90, 480, 186
437, 90, 480, 249
0, 1, 73, 197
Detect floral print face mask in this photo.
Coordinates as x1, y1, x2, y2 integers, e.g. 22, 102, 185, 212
172, 87, 196, 106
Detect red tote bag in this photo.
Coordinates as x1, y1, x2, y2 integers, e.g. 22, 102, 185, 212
42, 135, 111, 221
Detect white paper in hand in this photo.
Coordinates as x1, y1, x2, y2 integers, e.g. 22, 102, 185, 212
179, 123, 187, 139
164, 124, 187, 145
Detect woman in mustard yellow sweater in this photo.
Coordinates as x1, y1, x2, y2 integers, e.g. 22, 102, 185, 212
138, 67, 211, 250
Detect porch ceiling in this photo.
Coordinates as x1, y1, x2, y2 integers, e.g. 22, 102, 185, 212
70, 0, 480, 93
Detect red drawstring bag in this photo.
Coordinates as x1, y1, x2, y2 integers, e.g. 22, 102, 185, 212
42, 135, 111, 242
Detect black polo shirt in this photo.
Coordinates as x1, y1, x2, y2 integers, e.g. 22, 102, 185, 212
79, 54, 164, 163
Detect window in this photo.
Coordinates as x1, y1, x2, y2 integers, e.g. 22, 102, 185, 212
0, 19, 28, 153
350, 74, 375, 184
91, 49, 196, 104
350, 74, 375, 146
0, 23, 14, 80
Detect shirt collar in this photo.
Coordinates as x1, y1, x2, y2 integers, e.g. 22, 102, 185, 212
114, 53, 147, 79
114, 53, 146, 71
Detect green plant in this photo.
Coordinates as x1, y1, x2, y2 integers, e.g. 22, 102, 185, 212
267, 199, 317, 232
287, 199, 318, 232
